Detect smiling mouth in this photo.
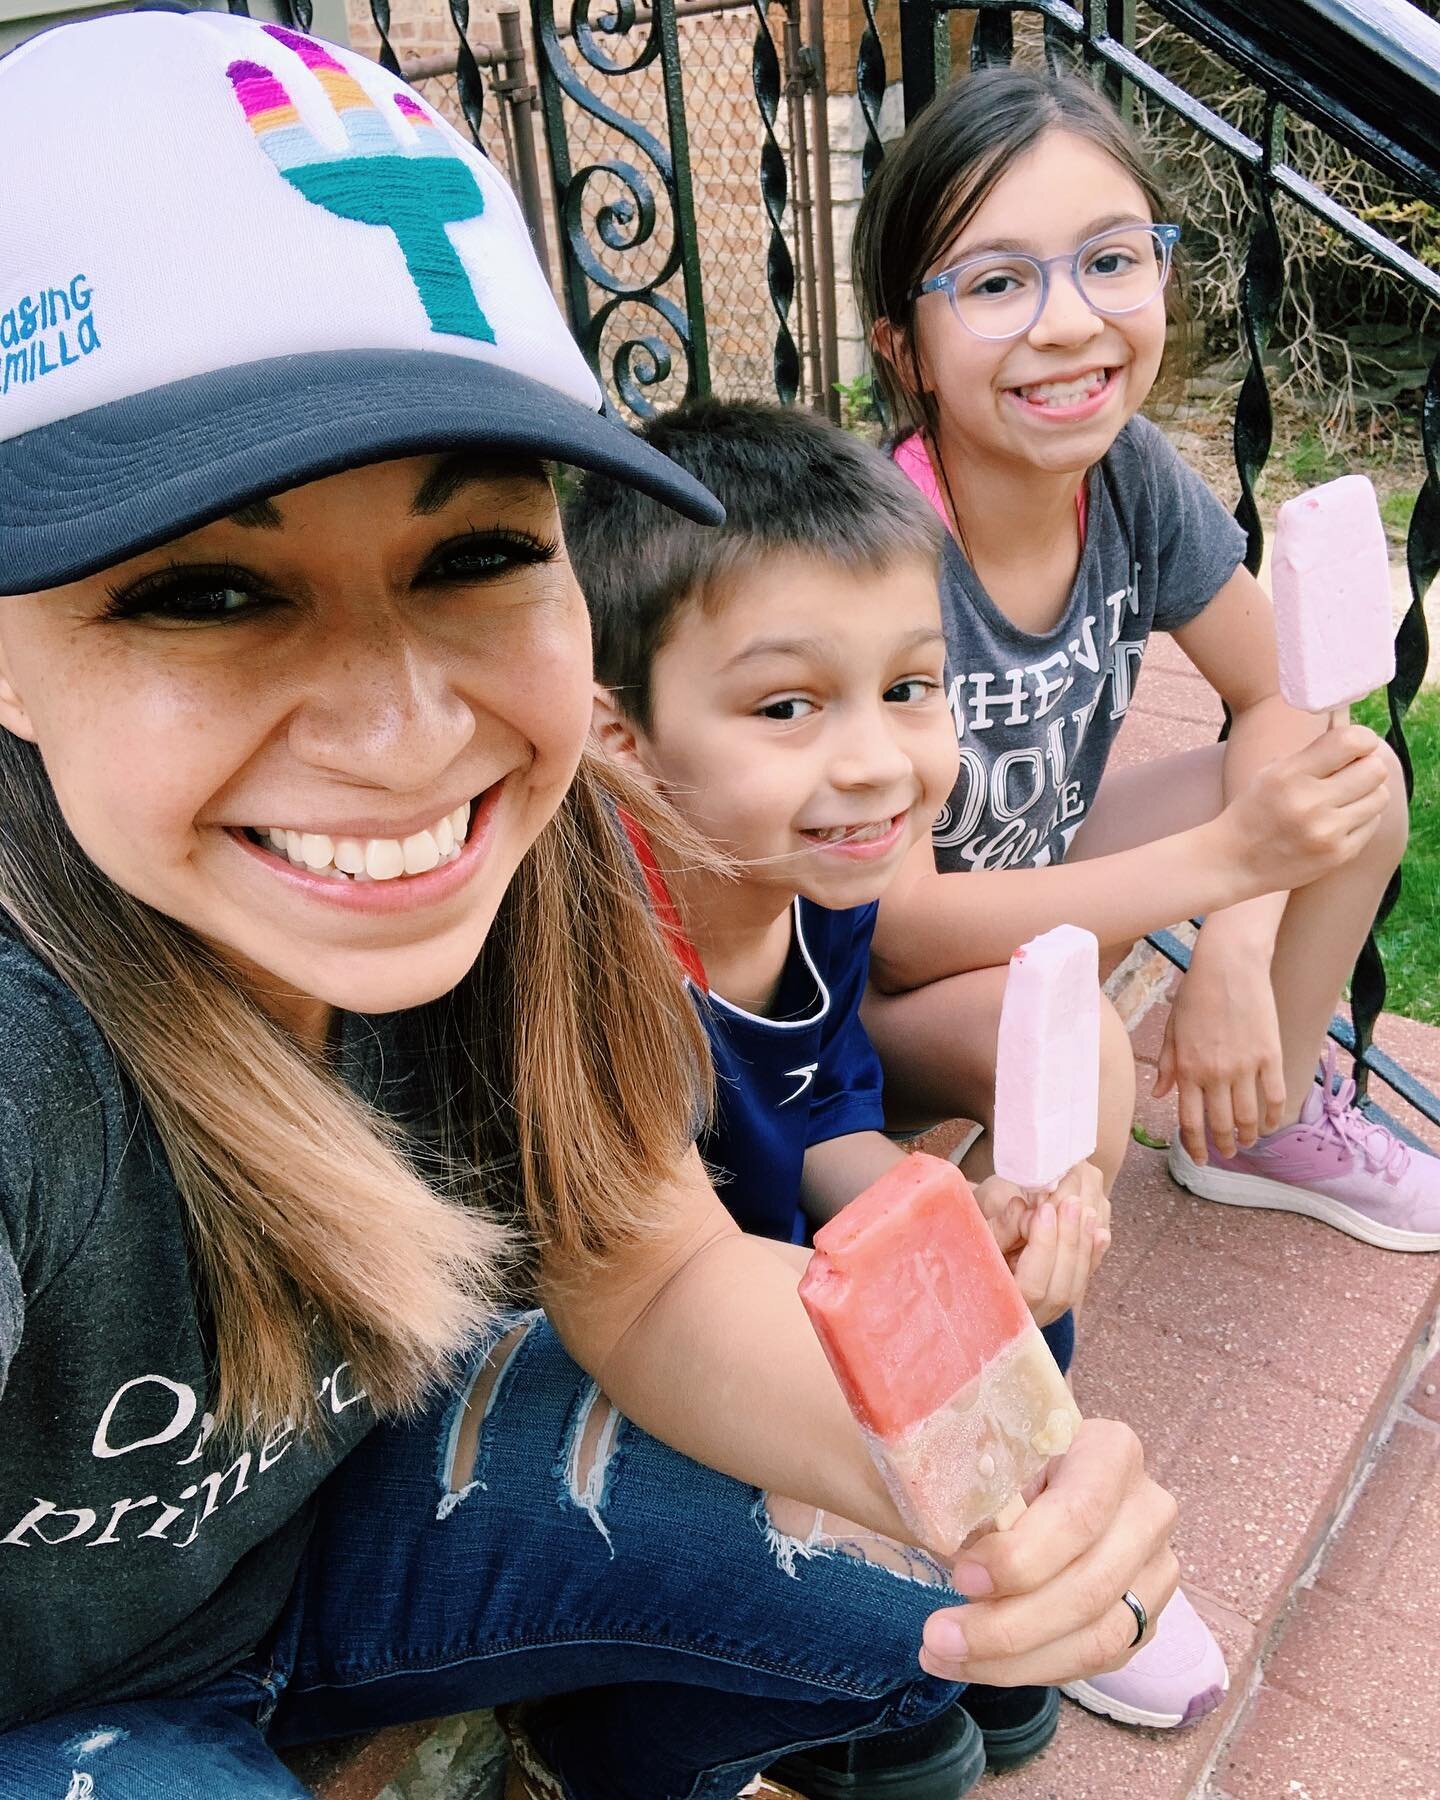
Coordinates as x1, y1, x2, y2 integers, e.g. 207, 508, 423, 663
800, 814, 903, 847
241, 799, 475, 883
1012, 368, 1113, 407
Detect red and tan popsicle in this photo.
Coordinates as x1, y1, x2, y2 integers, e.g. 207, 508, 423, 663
799, 1153, 1082, 1554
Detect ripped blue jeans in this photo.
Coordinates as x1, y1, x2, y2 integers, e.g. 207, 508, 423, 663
0, 1314, 960, 1800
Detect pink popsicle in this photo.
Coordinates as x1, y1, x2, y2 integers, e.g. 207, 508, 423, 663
800, 1154, 1082, 1553
992, 924, 1100, 1194
1272, 474, 1394, 715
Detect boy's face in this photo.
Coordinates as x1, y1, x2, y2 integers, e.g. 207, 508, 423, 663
627, 549, 958, 911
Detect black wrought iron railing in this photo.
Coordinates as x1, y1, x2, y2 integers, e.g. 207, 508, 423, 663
863, 0, 1440, 1135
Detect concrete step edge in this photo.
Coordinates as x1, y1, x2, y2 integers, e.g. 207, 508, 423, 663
1186, 1297, 1440, 1798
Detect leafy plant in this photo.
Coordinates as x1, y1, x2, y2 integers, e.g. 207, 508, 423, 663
834, 371, 879, 434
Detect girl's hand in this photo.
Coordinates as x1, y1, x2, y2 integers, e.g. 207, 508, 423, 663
1155, 940, 1285, 1163
1215, 725, 1390, 897
974, 1166, 1112, 1326
922, 1418, 1180, 1687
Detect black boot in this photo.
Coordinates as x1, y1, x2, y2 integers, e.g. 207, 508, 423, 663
766, 1697, 985, 1799
958, 1685, 1060, 1771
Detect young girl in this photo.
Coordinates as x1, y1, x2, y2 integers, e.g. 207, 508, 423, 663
0, 15, 1177, 1799
852, 63, 1431, 1730
856, 67, 1428, 1245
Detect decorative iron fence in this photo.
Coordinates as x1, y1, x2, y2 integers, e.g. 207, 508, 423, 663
528, 0, 840, 417
860, 0, 1439, 1133
337, 0, 841, 416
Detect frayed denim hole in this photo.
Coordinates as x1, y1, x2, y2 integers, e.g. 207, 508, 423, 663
758, 1496, 950, 1587
551, 1378, 626, 1554
436, 1309, 543, 1520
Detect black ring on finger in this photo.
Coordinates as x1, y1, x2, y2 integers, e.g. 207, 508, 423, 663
1120, 1588, 1149, 1648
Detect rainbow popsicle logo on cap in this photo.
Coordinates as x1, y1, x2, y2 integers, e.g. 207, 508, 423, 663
227, 25, 495, 343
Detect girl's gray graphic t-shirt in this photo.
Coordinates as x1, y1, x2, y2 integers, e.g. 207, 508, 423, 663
932, 413, 1247, 872
0, 930, 392, 1730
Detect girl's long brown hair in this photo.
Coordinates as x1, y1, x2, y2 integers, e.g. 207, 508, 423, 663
0, 731, 710, 1434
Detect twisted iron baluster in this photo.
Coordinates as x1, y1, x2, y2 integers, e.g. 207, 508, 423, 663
530, 0, 706, 410
856, 0, 887, 191
445, 0, 490, 150
1350, 355, 1438, 1093
754, 1, 798, 404
365, 0, 404, 76
1231, 99, 1284, 574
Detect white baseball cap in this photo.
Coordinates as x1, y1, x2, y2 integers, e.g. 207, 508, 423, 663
0, 6, 721, 595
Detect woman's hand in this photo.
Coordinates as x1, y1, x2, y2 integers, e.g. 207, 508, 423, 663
920, 1419, 1180, 1687
974, 1164, 1111, 1327
1155, 933, 1286, 1163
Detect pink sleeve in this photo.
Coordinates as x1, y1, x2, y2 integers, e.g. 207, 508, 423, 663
890, 433, 952, 533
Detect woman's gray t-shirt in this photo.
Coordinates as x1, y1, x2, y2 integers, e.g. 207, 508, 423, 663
0, 931, 388, 1731
930, 413, 1247, 872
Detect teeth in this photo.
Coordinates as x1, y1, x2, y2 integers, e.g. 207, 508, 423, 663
365, 838, 406, 881
300, 832, 334, 872
1019, 370, 1107, 407
807, 816, 895, 845
402, 830, 440, 876
254, 802, 473, 881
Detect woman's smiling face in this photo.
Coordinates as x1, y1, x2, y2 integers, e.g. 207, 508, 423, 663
0, 454, 594, 1037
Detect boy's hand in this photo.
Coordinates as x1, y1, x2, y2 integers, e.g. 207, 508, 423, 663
974, 1164, 1111, 1326
1215, 725, 1389, 898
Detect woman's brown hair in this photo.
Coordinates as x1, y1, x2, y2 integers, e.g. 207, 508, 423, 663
0, 731, 710, 1434
854, 65, 1189, 441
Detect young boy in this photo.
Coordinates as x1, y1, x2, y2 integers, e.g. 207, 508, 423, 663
565, 399, 1111, 1793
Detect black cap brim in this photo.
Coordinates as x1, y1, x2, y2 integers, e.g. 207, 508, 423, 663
0, 349, 724, 595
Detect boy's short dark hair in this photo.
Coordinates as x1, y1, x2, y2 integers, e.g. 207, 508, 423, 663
563, 397, 944, 728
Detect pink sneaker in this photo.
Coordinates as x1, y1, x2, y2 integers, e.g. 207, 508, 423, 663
1168, 1048, 1440, 1252
1061, 1589, 1228, 1729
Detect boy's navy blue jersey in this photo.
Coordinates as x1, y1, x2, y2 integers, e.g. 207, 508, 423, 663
696, 897, 885, 1244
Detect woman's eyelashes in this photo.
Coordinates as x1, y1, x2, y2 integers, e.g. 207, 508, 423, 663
99, 530, 562, 625
100, 563, 277, 626
419, 528, 560, 586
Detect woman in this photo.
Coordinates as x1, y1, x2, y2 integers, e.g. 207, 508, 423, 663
0, 14, 1177, 1797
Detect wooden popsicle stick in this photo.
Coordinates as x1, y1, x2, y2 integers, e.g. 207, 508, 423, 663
993, 1493, 1027, 1530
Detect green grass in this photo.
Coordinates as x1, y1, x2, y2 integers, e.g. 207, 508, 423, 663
1355, 687, 1440, 1025
1284, 429, 1346, 486
1381, 489, 1417, 537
